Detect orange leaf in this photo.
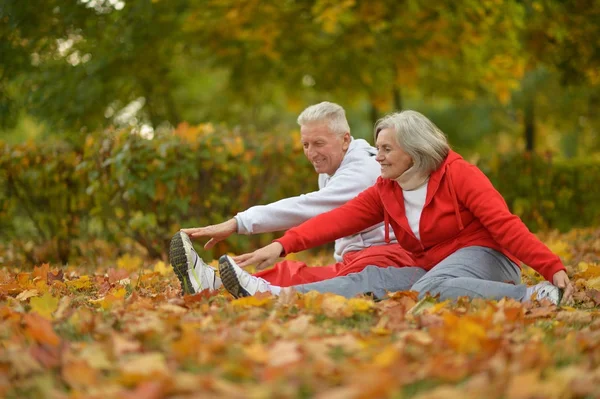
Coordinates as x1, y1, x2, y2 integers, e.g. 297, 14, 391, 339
62, 360, 98, 389
23, 313, 60, 347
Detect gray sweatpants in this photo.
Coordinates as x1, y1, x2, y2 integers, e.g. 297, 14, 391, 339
294, 246, 525, 300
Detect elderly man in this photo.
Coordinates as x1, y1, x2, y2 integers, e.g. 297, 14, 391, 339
169, 101, 412, 295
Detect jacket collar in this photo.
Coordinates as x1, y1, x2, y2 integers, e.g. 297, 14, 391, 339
379, 150, 463, 241
424, 150, 462, 207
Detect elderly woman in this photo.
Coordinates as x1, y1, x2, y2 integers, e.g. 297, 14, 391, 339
218, 110, 573, 304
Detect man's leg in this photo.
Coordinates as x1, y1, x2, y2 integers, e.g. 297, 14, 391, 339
293, 266, 427, 299
410, 246, 526, 301
253, 260, 346, 287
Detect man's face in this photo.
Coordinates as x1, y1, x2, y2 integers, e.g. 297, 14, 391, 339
300, 123, 350, 176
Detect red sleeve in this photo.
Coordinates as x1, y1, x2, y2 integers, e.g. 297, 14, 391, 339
275, 185, 385, 255
450, 161, 566, 282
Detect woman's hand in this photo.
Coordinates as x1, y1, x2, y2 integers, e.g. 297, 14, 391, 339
181, 218, 238, 250
553, 270, 574, 304
233, 242, 284, 271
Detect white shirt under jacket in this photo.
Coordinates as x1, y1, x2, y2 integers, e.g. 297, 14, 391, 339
234, 138, 397, 262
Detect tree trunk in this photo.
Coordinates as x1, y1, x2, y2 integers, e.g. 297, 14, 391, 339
370, 102, 378, 128
524, 95, 535, 152
393, 85, 403, 111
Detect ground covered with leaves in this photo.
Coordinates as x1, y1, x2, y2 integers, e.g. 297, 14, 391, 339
1, 228, 600, 398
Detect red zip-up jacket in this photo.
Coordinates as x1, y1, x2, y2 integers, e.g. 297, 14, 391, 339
276, 150, 566, 282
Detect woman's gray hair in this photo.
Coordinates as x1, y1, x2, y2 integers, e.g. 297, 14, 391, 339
374, 110, 449, 174
297, 101, 351, 136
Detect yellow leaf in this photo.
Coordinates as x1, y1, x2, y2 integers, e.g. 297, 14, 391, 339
66, 275, 92, 290
243, 343, 269, 364
546, 240, 572, 262
585, 277, 600, 291
153, 260, 171, 276
321, 294, 351, 318
231, 296, 272, 308
117, 254, 144, 273
347, 297, 375, 313
90, 287, 127, 310
428, 300, 451, 314
29, 292, 59, 320
372, 345, 399, 368
442, 314, 488, 354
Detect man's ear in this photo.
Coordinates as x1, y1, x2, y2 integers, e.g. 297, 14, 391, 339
342, 132, 351, 151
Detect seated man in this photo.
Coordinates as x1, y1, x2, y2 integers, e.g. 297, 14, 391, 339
169, 101, 413, 295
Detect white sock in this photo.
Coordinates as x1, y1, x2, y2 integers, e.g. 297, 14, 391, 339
270, 285, 281, 295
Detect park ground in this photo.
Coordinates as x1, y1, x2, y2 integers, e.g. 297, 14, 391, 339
1, 227, 600, 398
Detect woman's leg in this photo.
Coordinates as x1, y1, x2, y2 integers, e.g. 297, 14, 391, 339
293, 265, 427, 299
410, 246, 526, 300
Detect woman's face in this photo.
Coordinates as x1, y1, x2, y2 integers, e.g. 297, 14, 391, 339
375, 128, 413, 180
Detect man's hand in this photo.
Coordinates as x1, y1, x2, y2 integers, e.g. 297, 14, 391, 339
181, 218, 237, 250
233, 242, 284, 271
553, 270, 574, 304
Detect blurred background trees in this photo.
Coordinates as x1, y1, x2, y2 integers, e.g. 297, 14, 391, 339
2, 0, 598, 155
1, 0, 599, 264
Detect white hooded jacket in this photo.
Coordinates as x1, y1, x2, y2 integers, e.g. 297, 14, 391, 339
234, 138, 396, 262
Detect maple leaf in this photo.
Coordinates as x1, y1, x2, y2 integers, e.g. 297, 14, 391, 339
47, 269, 64, 284
32, 263, 50, 283
29, 291, 59, 319
22, 313, 60, 347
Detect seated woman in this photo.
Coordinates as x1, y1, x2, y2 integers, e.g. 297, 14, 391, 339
217, 110, 573, 304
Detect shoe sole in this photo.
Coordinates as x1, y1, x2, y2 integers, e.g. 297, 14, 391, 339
218, 255, 250, 298
169, 232, 195, 295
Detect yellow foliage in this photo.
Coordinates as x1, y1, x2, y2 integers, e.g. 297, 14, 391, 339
29, 292, 59, 320
65, 275, 93, 290
231, 295, 273, 309
153, 261, 171, 276
545, 240, 572, 262
442, 313, 488, 354
372, 345, 399, 368
321, 294, 351, 318
347, 297, 375, 313
117, 254, 144, 273
90, 287, 127, 311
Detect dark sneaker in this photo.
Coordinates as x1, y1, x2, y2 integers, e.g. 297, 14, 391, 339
169, 231, 221, 295
218, 255, 270, 298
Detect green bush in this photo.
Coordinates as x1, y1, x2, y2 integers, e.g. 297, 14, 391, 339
482, 152, 600, 232
2, 126, 599, 265
0, 124, 315, 264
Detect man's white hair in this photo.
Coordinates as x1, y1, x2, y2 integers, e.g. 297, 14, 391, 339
297, 101, 351, 136
375, 110, 449, 175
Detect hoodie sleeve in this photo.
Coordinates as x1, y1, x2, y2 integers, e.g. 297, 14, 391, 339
235, 146, 379, 234
450, 160, 566, 282
275, 184, 385, 255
